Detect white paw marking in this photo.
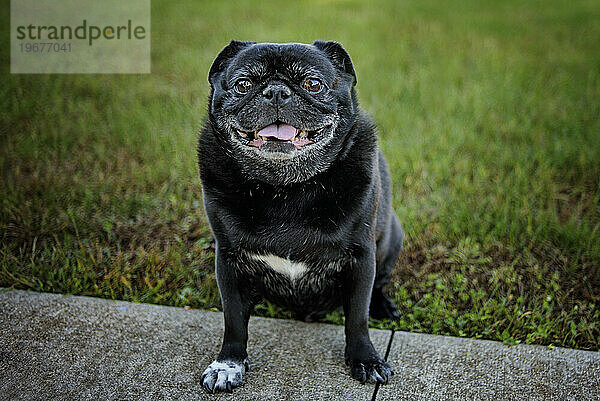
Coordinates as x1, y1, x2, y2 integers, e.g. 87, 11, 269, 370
202, 360, 246, 392
249, 253, 307, 281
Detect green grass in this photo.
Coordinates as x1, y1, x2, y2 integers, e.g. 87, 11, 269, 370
1, 0, 599, 350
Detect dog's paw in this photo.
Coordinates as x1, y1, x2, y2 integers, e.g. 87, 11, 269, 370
346, 357, 393, 384
370, 289, 400, 320
201, 359, 249, 393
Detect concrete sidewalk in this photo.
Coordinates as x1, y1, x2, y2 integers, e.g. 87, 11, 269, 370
0, 289, 598, 400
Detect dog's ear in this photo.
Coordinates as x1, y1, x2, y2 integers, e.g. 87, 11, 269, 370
209, 40, 255, 84
313, 40, 357, 86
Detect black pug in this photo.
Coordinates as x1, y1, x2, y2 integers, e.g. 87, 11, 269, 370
197, 40, 404, 393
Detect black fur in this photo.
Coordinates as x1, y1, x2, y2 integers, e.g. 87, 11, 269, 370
197, 40, 404, 393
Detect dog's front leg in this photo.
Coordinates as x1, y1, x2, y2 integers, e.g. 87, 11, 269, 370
202, 249, 252, 393
343, 245, 393, 384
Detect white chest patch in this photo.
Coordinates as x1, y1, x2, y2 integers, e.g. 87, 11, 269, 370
248, 253, 308, 281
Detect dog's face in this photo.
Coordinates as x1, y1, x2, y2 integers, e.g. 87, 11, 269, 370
207, 41, 358, 185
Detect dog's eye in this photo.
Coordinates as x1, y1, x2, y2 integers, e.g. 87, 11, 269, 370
234, 79, 253, 94
303, 78, 323, 93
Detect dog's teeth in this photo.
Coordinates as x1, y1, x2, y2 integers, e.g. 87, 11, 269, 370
253, 130, 258, 138
261, 136, 267, 141
238, 131, 248, 138
299, 130, 308, 138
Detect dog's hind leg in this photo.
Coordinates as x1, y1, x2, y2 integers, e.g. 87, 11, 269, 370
370, 215, 404, 320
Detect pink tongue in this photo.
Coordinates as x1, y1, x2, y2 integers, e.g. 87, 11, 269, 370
257, 123, 297, 140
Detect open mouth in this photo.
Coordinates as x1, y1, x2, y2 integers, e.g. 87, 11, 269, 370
236, 122, 326, 151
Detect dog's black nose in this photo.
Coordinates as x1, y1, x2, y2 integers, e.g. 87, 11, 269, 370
262, 84, 291, 107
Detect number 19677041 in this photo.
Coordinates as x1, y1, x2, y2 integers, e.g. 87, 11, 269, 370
19, 42, 71, 53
